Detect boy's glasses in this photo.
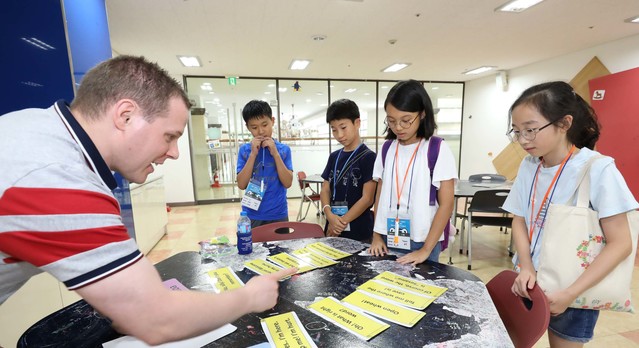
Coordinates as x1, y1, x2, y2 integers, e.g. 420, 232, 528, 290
506, 121, 554, 142
384, 114, 420, 129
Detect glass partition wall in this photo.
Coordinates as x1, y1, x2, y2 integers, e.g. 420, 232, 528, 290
184, 76, 464, 203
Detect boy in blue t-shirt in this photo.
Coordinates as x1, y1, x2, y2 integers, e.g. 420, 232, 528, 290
320, 99, 377, 242
236, 100, 293, 228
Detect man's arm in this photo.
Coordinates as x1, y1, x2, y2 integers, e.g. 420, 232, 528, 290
77, 257, 296, 345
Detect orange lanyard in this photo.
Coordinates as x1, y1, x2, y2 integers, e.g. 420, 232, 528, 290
528, 145, 576, 241
394, 139, 421, 212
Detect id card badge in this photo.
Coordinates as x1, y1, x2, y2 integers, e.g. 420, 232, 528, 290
331, 201, 350, 231
241, 178, 266, 210
386, 211, 411, 250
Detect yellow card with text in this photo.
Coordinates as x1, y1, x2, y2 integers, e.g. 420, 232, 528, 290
374, 271, 447, 297
206, 267, 245, 293
342, 290, 426, 328
244, 259, 284, 276
306, 242, 351, 260
357, 280, 436, 310
307, 297, 389, 341
267, 252, 317, 274
291, 248, 339, 268
261, 311, 317, 348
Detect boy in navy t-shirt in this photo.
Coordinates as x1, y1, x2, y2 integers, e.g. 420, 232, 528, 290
237, 100, 293, 228
320, 99, 376, 241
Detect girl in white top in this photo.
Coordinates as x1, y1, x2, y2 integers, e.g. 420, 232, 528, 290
369, 80, 458, 265
503, 81, 638, 347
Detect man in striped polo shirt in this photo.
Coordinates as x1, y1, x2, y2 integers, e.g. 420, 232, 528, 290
0, 56, 295, 345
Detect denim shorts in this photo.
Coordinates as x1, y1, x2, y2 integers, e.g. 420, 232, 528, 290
548, 307, 599, 343
383, 236, 442, 263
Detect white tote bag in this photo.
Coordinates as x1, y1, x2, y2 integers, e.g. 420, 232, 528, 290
536, 155, 639, 312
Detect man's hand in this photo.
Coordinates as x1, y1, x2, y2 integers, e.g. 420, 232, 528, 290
243, 267, 297, 313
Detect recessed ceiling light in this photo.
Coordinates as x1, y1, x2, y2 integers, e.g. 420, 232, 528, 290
268, 84, 276, 88
345, 88, 357, 93
177, 55, 202, 67
625, 15, 639, 23
495, 0, 544, 13
278, 87, 287, 92
431, 86, 440, 90
311, 35, 327, 41
463, 66, 496, 75
289, 59, 311, 70
382, 63, 410, 73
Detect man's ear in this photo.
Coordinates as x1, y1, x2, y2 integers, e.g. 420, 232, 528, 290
113, 99, 137, 131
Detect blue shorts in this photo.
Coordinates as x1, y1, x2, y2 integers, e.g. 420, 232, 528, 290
383, 236, 442, 263
548, 307, 599, 343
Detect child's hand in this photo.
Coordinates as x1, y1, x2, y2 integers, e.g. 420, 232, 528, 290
511, 268, 536, 300
396, 249, 429, 265
250, 137, 263, 155
546, 289, 574, 316
368, 235, 388, 256
261, 138, 277, 156
326, 214, 347, 234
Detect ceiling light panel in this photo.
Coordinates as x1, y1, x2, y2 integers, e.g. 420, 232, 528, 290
495, 0, 544, 13
463, 66, 496, 75
289, 59, 311, 70
382, 63, 410, 73
177, 55, 202, 67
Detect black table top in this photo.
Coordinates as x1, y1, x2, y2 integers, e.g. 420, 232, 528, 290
19, 237, 513, 348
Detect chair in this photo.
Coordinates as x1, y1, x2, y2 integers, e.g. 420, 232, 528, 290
456, 174, 508, 229
296, 171, 321, 222
252, 221, 325, 242
465, 189, 512, 270
468, 173, 507, 182
486, 270, 550, 348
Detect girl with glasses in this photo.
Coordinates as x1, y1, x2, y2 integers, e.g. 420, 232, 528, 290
368, 80, 458, 265
502, 81, 637, 347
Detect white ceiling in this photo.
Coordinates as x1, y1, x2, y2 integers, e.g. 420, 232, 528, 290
105, 0, 639, 82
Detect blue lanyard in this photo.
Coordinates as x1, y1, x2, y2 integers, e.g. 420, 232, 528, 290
332, 143, 362, 200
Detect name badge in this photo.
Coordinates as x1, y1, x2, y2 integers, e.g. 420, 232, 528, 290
386, 211, 411, 250
241, 179, 265, 210
331, 201, 350, 231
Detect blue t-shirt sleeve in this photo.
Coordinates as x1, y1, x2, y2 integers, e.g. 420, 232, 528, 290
280, 144, 293, 171
236, 144, 249, 174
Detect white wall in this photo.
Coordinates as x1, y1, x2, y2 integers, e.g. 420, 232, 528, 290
460, 33, 639, 180
155, 124, 195, 203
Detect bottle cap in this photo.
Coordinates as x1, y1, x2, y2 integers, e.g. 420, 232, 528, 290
240, 211, 248, 217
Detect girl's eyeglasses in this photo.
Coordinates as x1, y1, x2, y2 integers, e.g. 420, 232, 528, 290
384, 114, 420, 129
506, 121, 554, 142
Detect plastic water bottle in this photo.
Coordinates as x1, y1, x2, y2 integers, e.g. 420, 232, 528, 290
237, 211, 252, 255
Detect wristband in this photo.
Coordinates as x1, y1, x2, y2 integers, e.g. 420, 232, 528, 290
322, 204, 331, 213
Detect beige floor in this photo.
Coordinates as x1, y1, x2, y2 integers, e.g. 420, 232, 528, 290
149, 198, 639, 348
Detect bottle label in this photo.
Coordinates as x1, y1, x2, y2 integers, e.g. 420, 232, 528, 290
237, 223, 252, 254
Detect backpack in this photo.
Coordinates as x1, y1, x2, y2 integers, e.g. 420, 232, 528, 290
381, 136, 454, 251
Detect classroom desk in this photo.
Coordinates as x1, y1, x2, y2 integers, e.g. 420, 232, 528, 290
18, 238, 513, 347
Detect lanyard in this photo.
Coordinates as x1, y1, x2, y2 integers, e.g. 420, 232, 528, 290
250, 147, 267, 191
332, 143, 362, 200
527, 145, 576, 241
392, 140, 421, 214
